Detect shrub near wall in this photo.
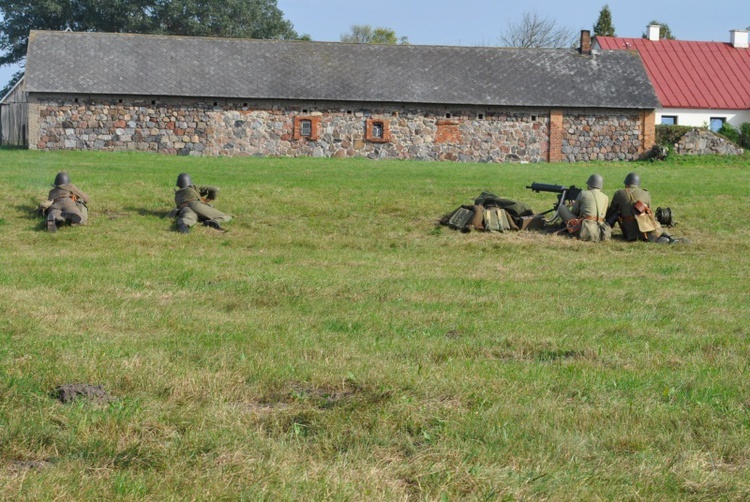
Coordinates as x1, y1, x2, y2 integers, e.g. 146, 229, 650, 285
655, 124, 692, 147
740, 123, 750, 149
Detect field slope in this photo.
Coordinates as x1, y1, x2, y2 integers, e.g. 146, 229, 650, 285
1, 150, 749, 500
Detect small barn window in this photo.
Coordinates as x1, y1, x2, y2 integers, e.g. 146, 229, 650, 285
531, 115, 538, 121
118, 99, 123, 104
445, 113, 452, 119
302, 108, 309, 114
151, 100, 156, 105
293, 116, 320, 140
365, 118, 390, 143
74, 98, 79, 103
477, 113, 484, 120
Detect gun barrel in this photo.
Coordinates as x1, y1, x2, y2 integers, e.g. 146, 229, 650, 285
526, 182, 566, 193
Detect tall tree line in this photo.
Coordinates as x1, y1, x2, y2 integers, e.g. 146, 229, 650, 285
0, 0, 303, 95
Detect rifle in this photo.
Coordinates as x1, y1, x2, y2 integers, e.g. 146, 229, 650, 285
526, 182, 582, 210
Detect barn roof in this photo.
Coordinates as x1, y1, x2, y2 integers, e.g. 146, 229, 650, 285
25, 30, 658, 109
595, 36, 750, 110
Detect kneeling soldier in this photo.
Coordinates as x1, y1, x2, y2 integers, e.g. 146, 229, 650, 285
606, 172, 669, 243
557, 174, 611, 242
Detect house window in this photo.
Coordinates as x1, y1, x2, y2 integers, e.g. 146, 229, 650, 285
710, 117, 726, 132
293, 116, 320, 140
661, 116, 677, 125
365, 118, 391, 143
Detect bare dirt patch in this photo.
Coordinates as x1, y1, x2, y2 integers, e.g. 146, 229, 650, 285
52, 383, 114, 404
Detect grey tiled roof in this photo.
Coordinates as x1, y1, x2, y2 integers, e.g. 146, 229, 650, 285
25, 30, 658, 109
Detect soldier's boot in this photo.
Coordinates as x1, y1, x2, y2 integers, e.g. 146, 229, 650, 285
203, 219, 222, 230
64, 213, 84, 225
177, 221, 190, 234
47, 219, 58, 233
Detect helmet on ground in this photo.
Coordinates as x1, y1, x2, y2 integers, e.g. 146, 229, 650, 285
176, 173, 192, 188
53, 172, 70, 186
656, 207, 673, 227
624, 172, 641, 187
586, 173, 603, 189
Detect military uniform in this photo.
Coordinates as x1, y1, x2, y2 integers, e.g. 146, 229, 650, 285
557, 174, 611, 242
607, 186, 664, 241
46, 177, 90, 232
606, 173, 666, 242
174, 184, 232, 232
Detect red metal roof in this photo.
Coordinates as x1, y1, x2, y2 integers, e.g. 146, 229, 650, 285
595, 36, 750, 110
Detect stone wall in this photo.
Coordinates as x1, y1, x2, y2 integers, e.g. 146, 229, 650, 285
673, 128, 744, 156
28, 95, 651, 162
561, 112, 646, 161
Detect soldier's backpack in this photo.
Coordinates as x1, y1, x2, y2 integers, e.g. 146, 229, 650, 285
483, 207, 516, 232
443, 205, 484, 232
447, 206, 474, 232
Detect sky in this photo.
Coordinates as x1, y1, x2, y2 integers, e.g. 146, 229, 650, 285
2, 0, 749, 90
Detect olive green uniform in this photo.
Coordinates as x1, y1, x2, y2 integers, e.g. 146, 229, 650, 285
47, 183, 90, 225
174, 185, 232, 228
607, 186, 664, 241
558, 188, 611, 242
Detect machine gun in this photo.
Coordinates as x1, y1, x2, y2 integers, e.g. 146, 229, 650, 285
526, 182, 582, 210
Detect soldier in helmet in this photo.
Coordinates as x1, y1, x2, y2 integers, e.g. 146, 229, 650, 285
556, 173, 611, 242
44, 171, 90, 233
173, 173, 232, 234
606, 172, 670, 243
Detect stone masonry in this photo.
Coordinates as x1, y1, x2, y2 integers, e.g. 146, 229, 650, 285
29, 95, 652, 162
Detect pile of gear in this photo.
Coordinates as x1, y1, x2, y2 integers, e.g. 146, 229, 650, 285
439, 191, 544, 233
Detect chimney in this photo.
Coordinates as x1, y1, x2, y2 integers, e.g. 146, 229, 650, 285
647, 24, 660, 41
730, 30, 749, 48
580, 30, 591, 55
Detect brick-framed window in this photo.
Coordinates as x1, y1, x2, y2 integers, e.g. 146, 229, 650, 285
293, 116, 321, 140
365, 118, 391, 143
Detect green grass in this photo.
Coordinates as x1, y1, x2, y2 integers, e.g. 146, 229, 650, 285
1, 150, 749, 500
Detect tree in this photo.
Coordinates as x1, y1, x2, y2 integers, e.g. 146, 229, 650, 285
593, 4, 615, 37
340, 25, 408, 45
0, 0, 302, 93
499, 11, 577, 48
642, 20, 675, 40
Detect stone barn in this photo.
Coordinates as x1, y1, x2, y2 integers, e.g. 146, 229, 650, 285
10, 29, 659, 162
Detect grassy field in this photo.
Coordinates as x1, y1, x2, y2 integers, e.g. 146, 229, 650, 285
1, 149, 749, 500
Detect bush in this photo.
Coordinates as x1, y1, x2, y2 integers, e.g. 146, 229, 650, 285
717, 122, 740, 144
740, 122, 750, 149
655, 125, 692, 147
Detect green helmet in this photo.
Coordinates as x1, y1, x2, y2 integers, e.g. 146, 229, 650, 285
176, 173, 192, 189
586, 174, 603, 189
624, 172, 640, 187
53, 172, 70, 186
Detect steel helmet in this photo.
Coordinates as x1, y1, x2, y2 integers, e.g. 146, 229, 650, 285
586, 173, 603, 189
53, 172, 70, 186
176, 173, 192, 188
624, 172, 641, 187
